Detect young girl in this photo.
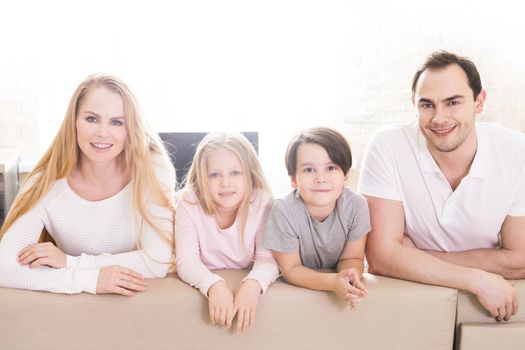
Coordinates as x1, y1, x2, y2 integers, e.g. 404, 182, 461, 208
263, 127, 370, 309
175, 132, 278, 334
0, 75, 175, 295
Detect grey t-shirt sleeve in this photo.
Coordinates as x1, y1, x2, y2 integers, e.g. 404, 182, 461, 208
263, 199, 299, 253
347, 193, 371, 241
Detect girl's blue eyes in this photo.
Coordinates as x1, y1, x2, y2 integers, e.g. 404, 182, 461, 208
208, 170, 242, 178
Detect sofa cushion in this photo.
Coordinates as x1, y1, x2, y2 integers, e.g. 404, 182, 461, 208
0, 271, 457, 350
457, 322, 525, 350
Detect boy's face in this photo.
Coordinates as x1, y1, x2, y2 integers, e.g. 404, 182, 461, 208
291, 143, 348, 221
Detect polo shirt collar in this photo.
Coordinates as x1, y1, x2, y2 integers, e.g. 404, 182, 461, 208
416, 124, 486, 178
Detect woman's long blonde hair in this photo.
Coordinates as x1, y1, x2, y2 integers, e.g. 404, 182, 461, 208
180, 132, 270, 240
0, 75, 175, 250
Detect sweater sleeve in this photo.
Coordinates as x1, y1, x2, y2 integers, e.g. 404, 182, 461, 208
0, 199, 99, 294
242, 198, 279, 293
175, 200, 224, 296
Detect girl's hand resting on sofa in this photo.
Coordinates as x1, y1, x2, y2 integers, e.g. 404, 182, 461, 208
208, 281, 235, 328
332, 268, 368, 310
18, 242, 67, 269
233, 279, 262, 334
96, 266, 146, 296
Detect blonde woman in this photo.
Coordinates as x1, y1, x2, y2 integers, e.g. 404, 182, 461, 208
175, 132, 278, 334
0, 75, 175, 296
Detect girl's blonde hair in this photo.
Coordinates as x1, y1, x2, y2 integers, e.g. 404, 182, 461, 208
181, 132, 270, 239
0, 75, 176, 252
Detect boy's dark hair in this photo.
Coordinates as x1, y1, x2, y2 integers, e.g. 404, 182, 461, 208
285, 127, 352, 176
411, 50, 482, 100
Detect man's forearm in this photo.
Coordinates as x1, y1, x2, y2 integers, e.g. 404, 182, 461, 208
425, 248, 525, 280
368, 243, 479, 293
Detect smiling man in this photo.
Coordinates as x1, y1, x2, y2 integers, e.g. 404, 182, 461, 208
358, 51, 525, 322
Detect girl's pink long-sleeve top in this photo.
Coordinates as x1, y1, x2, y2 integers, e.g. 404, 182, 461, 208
175, 190, 279, 296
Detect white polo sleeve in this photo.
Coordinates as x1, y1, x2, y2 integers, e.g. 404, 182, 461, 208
358, 130, 402, 201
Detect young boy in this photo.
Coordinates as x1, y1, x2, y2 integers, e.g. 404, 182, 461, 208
263, 127, 370, 308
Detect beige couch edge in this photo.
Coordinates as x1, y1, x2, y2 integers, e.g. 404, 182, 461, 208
0, 271, 522, 350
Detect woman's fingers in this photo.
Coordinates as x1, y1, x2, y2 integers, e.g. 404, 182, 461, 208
114, 286, 134, 297
117, 278, 146, 292
96, 266, 146, 296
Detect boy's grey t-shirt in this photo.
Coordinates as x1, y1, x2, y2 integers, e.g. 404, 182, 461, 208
263, 187, 371, 269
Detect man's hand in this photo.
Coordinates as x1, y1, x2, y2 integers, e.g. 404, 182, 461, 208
469, 269, 518, 322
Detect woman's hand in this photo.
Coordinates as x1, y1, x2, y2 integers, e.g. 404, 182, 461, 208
332, 268, 368, 310
233, 279, 262, 334
96, 266, 146, 296
18, 242, 67, 268
208, 281, 235, 328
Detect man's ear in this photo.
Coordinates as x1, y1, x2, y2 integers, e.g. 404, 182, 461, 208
343, 172, 349, 186
475, 90, 487, 114
290, 176, 298, 189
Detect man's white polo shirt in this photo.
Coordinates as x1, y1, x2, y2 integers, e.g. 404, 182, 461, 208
358, 121, 525, 252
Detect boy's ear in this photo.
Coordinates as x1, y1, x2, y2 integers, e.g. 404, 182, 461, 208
290, 175, 298, 188
344, 171, 349, 185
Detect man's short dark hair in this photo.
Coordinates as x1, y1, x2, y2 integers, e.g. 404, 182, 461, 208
411, 50, 482, 100
285, 127, 352, 176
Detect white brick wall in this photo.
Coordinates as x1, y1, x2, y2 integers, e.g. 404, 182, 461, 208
0, 65, 40, 163
1, 1, 524, 194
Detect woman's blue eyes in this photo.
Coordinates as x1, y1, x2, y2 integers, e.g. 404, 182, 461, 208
85, 116, 124, 126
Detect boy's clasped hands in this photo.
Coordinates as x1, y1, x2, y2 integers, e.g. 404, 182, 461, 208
332, 268, 368, 310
